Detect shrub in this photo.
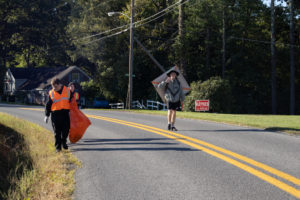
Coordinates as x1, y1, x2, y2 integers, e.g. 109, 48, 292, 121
183, 76, 233, 113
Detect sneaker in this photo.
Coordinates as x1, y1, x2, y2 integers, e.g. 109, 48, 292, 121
168, 124, 171, 130
62, 143, 68, 150
171, 126, 178, 131
55, 148, 61, 153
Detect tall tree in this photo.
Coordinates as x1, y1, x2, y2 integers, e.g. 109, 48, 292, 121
289, 0, 295, 115
271, 0, 277, 114
222, 3, 226, 79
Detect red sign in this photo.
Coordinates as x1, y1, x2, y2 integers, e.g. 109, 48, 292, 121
195, 100, 209, 111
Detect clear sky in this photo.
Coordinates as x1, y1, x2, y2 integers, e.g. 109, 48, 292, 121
262, 0, 287, 7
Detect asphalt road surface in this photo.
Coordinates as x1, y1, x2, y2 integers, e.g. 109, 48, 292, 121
0, 104, 299, 200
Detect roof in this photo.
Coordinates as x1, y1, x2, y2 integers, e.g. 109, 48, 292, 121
9, 66, 90, 90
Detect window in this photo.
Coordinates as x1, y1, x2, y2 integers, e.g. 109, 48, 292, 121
71, 72, 80, 82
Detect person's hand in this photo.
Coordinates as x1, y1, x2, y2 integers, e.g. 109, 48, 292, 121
165, 77, 171, 83
44, 116, 49, 123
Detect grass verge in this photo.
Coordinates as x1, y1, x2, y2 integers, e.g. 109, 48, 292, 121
0, 112, 80, 200
91, 109, 300, 135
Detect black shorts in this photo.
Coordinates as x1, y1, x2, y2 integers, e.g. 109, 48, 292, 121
168, 101, 181, 110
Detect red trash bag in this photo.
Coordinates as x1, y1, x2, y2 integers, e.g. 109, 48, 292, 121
69, 101, 91, 143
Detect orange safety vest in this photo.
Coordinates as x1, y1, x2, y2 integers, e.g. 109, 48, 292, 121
49, 86, 71, 111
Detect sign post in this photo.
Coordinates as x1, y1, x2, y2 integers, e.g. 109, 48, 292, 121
195, 100, 210, 112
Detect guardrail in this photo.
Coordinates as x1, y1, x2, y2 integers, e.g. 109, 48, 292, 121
109, 102, 124, 109
109, 100, 166, 110
132, 100, 146, 109
146, 100, 167, 110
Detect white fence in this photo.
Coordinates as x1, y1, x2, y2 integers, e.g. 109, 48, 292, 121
146, 100, 167, 110
109, 100, 166, 110
109, 102, 124, 109
132, 100, 147, 109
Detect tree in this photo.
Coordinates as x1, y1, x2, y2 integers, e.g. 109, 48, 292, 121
289, 0, 295, 115
271, 0, 277, 114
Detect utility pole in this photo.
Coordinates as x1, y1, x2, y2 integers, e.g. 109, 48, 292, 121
178, 0, 186, 76
128, 0, 134, 109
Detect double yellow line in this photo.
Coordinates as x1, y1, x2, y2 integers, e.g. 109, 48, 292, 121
19, 108, 300, 198
86, 114, 300, 199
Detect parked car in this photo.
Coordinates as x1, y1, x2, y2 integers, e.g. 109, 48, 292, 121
93, 98, 109, 108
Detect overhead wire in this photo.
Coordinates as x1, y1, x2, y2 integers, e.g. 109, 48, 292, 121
80, 0, 190, 45
229, 36, 300, 48
1, 0, 185, 60
77, 0, 187, 42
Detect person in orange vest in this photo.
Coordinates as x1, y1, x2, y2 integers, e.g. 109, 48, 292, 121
68, 82, 80, 107
44, 77, 71, 152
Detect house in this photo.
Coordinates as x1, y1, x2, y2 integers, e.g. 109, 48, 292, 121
3, 66, 91, 105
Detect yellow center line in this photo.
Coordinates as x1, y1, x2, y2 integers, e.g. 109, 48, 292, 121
86, 114, 300, 199
20, 108, 44, 111
87, 114, 300, 188
19, 108, 300, 198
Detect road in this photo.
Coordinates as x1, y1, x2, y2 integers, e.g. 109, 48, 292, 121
0, 104, 299, 200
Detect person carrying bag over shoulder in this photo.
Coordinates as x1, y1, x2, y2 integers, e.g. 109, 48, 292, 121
158, 69, 185, 131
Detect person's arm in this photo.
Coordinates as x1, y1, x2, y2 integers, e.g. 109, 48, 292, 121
158, 77, 170, 89
45, 96, 53, 117
70, 91, 74, 103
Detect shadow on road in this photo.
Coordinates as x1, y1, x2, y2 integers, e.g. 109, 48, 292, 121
81, 138, 172, 142
70, 138, 199, 152
71, 147, 198, 152
179, 129, 263, 132
264, 127, 300, 135
179, 127, 300, 135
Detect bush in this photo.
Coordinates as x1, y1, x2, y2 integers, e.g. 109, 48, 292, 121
183, 76, 233, 113
80, 80, 104, 101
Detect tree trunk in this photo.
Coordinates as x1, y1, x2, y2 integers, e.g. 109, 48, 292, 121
26, 48, 30, 68
178, 0, 186, 76
271, 0, 276, 114
289, 0, 295, 115
222, 8, 226, 79
205, 27, 211, 77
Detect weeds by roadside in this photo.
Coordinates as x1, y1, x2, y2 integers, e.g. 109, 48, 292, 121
0, 112, 80, 200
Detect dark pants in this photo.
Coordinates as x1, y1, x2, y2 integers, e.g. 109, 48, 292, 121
51, 110, 70, 150
167, 101, 181, 111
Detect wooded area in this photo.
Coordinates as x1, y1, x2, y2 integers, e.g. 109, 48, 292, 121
0, 0, 299, 114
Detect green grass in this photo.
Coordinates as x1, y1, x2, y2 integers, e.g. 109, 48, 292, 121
0, 112, 80, 200
92, 109, 300, 135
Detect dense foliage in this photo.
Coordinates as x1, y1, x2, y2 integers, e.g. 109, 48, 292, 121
183, 77, 233, 113
0, 0, 299, 114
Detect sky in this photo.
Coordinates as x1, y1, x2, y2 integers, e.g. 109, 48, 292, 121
262, 0, 287, 7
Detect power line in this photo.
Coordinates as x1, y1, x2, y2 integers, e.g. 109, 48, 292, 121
75, 24, 129, 41
77, 0, 187, 42
5, 0, 189, 59
80, 0, 190, 45
135, 0, 190, 29
229, 36, 300, 48
80, 28, 129, 45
